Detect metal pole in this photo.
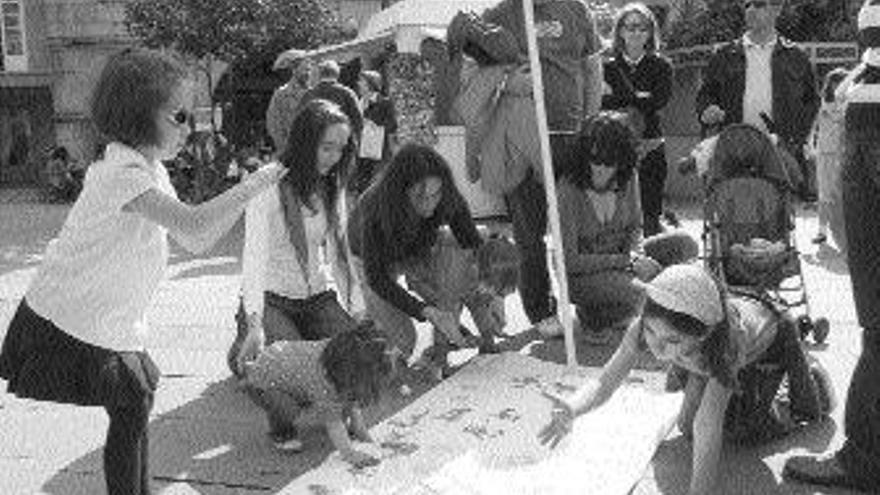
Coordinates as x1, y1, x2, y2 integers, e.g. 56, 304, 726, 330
521, 0, 576, 367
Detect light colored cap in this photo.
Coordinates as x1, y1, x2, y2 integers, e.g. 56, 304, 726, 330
636, 263, 724, 326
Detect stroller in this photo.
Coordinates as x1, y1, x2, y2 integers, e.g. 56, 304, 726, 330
699, 124, 829, 343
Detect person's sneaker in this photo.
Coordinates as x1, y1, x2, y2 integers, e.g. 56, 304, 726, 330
535, 316, 564, 338
269, 429, 304, 452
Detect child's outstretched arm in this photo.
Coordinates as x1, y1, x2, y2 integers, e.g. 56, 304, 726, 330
688, 378, 732, 495
537, 320, 642, 448
125, 162, 286, 254
326, 417, 380, 469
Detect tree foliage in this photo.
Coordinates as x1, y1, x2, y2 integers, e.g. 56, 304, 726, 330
124, 0, 350, 65
664, 0, 861, 49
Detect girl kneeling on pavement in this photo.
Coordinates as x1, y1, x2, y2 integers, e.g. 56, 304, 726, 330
229, 99, 361, 452
557, 111, 698, 344
538, 263, 834, 495
346, 144, 512, 380
0, 48, 285, 495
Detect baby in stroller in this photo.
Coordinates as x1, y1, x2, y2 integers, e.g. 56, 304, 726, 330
682, 123, 829, 343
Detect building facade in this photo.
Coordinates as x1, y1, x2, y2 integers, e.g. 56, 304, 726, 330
0, 0, 131, 186
0, 0, 384, 188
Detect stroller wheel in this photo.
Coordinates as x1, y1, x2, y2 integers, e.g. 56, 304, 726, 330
812, 317, 830, 344
797, 315, 813, 340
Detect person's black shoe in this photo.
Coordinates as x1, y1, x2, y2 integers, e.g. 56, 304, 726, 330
784, 454, 876, 492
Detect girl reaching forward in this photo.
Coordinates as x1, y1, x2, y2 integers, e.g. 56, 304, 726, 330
538, 264, 833, 495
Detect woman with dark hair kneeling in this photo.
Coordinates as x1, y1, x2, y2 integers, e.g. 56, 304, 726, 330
347, 144, 510, 379
557, 112, 697, 344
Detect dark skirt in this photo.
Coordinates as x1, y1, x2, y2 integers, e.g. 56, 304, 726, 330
0, 300, 159, 408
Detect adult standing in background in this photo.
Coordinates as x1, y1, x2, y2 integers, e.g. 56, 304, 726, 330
602, 2, 673, 236
265, 57, 315, 155
479, 0, 604, 339
783, 1, 880, 491
350, 70, 397, 197
298, 60, 364, 148
696, 0, 819, 200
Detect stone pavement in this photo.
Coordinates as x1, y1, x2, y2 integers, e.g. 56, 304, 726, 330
0, 200, 868, 495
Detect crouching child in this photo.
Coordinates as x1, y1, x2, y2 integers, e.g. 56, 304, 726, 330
241, 320, 403, 468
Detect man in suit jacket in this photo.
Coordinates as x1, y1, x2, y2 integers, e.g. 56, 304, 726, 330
696, 0, 819, 199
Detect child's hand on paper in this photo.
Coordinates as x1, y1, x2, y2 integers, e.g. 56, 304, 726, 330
537, 390, 575, 449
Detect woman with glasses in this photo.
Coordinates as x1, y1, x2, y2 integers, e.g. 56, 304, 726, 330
0, 48, 285, 495
557, 112, 697, 345
602, 2, 673, 237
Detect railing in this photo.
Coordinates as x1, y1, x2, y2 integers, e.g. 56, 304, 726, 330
665, 41, 860, 68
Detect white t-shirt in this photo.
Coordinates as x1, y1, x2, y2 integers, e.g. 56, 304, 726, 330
26, 143, 176, 351
241, 186, 328, 317
742, 34, 776, 133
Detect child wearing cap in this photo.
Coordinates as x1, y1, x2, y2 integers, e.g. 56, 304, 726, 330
538, 263, 834, 495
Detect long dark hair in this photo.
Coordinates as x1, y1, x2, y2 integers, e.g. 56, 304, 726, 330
321, 320, 394, 407
362, 143, 468, 256
562, 111, 638, 192
642, 298, 739, 389
278, 99, 353, 227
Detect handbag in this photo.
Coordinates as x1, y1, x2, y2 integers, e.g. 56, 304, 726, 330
358, 119, 385, 160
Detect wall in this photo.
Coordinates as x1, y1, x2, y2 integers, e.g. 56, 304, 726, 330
45, 0, 132, 164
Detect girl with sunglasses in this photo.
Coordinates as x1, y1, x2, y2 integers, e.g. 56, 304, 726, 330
557, 112, 697, 345
0, 48, 284, 495
602, 2, 673, 237
539, 263, 834, 495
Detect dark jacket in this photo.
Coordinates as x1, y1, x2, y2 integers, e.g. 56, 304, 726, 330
696, 37, 819, 146
602, 53, 673, 139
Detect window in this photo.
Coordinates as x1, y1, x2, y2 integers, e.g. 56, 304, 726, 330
0, 0, 27, 72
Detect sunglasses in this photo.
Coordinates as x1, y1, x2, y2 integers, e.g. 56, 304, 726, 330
622, 23, 650, 33
168, 109, 191, 126
743, 1, 770, 9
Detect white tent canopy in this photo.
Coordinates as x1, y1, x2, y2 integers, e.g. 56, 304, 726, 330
274, 0, 501, 66
361, 0, 501, 51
